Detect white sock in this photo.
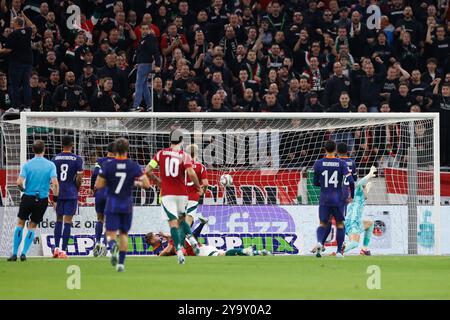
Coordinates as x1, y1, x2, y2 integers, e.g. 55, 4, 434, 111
188, 236, 198, 246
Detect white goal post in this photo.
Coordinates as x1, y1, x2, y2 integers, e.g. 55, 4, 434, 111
0, 112, 441, 256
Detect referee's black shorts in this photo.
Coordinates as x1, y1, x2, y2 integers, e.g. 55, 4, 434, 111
17, 195, 48, 224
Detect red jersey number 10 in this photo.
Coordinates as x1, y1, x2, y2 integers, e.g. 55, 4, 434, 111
165, 157, 180, 178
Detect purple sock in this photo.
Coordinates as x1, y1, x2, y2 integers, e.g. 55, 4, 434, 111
61, 223, 71, 251
316, 226, 327, 245
119, 251, 126, 265
321, 223, 332, 244
54, 221, 63, 249
336, 227, 345, 253
94, 221, 103, 243
192, 222, 206, 239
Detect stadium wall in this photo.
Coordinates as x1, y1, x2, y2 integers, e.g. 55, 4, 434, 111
2, 205, 447, 257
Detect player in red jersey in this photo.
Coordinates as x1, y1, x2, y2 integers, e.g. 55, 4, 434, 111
185, 144, 208, 227
145, 129, 202, 264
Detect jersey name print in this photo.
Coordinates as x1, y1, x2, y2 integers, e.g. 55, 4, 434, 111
52, 152, 83, 200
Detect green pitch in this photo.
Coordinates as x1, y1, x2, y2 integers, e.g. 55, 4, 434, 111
1, 256, 450, 299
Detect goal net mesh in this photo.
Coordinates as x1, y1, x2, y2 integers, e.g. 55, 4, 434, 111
0, 113, 438, 256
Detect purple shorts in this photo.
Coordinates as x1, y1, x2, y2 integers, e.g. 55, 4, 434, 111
95, 191, 107, 214
56, 199, 78, 216
105, 211, 133, 233
319, 205, 346, 223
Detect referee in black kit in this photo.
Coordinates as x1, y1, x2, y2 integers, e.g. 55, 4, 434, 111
130, 23, 161, 112
7, 140, 59, 261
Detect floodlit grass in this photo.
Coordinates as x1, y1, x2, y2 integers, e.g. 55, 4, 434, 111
1, 256, 449, 299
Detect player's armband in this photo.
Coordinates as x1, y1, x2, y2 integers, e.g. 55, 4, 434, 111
148, 159, 158, 169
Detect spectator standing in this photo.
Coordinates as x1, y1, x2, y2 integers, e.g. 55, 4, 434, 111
425, 24, 450, 72
261, 93, 284, 112
52, 71, 87, 112
328, 91, 356, 112
0, 71, 11, 113
46, 70, 61, 96
208, 93, 230, 112
0, 14, 34, 111
389, 0, 405, 26
133, 14, 160, 49
38, 50, 60, 80
348, 11, 371, 61
389, 82, 416, 112
358, 57, 387, 112
160, 23, 189, 68
302, 56, 328, 96
432, 78, 450, 166
282, 77, 303, 112
77, 63, 98, 102
323, 62, 352, 108
179, 78, 205, 112
409, 69, 433, 111
395, 30, 420, 73
97, 53, 128, 106
1, 0, 22, 29
235, 88, 259, 112
93, 39, 111, 69
90, 77, 121, 112
422, 58, 444, 85
380, 65, 402, 101
130, 24, 161, 112
303, 91, 325, 112
394, 6, 423, 48
30, 76, 52, 112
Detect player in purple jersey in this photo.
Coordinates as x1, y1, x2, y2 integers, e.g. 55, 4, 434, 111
91, 141, 116, 257
314, 142, 358, 253
51, 135, 83, 259
336, 142, 358, 253
95, 138, 150, 272
312, 140, 355, 258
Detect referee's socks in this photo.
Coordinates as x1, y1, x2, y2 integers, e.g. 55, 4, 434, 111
12, 226, 23, 256
21, 230, 36, 256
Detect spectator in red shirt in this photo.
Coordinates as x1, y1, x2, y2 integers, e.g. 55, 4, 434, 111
133, 13, 160, 49
160, 23, 189, 68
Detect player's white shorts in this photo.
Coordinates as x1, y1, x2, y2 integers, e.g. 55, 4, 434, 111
186, 200, 198, 220
198, 245, 224, 257
161, 195, 188, 221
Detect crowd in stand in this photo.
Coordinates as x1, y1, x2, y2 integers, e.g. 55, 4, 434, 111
0, 0, 449, 114
0, 0, 449, 165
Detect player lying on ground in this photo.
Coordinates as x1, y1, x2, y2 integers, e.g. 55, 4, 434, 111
185, 144, 208, 227
145, 216, 208, 256
312, 140, 354, 258
145, 129, 203, 265
91, 141, 117, 257
95, 138, 150, 272
145, 222, 270, 257
51, 135, 83, 259
343, 166, 377, 256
